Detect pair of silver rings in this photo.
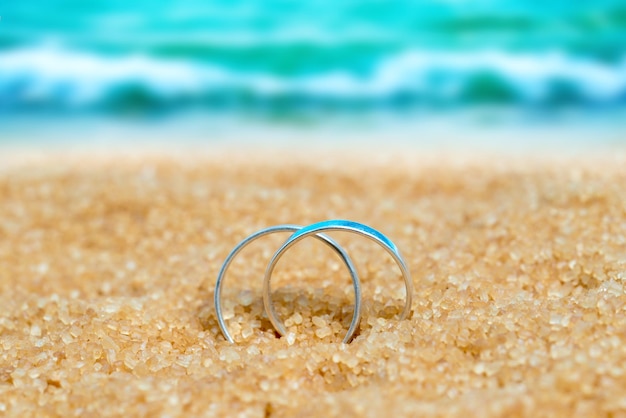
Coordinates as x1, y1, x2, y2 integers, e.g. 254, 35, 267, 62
214, 220, 413, 343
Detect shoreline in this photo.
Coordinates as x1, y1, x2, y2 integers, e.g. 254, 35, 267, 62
1, 110, 626, 157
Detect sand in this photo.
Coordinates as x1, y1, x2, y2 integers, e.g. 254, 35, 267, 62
1, 149, 626, 417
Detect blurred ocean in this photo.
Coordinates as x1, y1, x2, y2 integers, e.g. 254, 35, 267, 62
2, 0, 626, 118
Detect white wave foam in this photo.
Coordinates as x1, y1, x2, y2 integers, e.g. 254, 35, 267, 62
1, 45, 625, 108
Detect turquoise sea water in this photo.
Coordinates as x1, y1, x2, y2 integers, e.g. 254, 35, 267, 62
1, 0, 626, 116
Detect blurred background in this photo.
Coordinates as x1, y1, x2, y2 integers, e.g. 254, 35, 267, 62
1, 0, 626, 151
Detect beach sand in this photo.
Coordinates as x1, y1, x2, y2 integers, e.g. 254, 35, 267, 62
1, 148, 626, 417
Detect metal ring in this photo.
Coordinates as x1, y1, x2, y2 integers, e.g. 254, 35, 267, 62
214, 224, 362, 343
263, 220, 413, 338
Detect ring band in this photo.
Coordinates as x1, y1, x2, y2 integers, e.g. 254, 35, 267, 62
214, 225, 362, 343
262, 220, 413, 339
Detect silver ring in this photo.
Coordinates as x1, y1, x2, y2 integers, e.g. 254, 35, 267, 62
263, 220, 413, 338
214, 224, 362, 343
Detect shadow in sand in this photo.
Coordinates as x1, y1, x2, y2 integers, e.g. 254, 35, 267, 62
197, 285, 405, 342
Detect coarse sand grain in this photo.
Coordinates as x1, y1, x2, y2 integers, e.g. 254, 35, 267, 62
1, 151, 626, 417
